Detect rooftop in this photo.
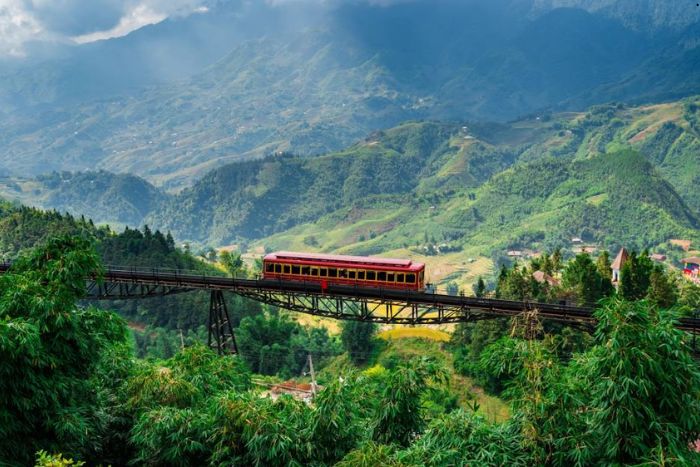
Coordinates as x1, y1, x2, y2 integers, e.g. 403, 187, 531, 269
611, 247, 629, 270
265, 251, 418, 268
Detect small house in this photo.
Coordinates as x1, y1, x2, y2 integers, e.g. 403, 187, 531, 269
650, 253, 667, 262
507, 250, 523, 257
611, 247, 629, 283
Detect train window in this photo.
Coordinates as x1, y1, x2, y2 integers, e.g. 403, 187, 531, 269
339, 269, 348, 278
387, 273, 395, 282
275, 264, 282, 273
283, 265, 291, 274
406, 273, 416, 283
358, 271, 365, 280
292, 265, 300, 274
320, 268, 328, 277
366, 271, 376, 281
397, 273, 404, 283
301, 266, 310, 275
310, 268, 318, 276
378, 271, 386, 281
349, 270, 356, 279
328, 268, 338, 278
266, 263, 274, 273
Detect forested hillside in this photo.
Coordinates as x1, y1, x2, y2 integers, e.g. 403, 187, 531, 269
5, 98, 700, 294
0, 171, 163, 226
147, 99, 700, 253
0, 202, 262, 353
2, 238, 700, 465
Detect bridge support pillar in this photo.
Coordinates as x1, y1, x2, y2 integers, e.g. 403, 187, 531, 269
208, 290, 238, 355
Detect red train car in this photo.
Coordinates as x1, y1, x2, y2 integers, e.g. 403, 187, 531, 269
263, 251, 425, 291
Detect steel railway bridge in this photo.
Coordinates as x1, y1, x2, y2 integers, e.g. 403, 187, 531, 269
3, 264, 700, 355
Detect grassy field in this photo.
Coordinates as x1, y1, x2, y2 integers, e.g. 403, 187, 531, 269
378, 327, 451, 342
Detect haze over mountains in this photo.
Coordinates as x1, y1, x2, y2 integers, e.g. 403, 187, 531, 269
1, 0, 700, 189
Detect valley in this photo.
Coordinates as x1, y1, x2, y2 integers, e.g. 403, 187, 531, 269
4, 97, 699, 293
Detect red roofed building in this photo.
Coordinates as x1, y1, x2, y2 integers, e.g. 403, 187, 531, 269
682, 256, 700, 284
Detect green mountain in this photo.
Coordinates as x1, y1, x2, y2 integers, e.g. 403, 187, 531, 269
142, 98, 700, 289
4, 98, 699, 294
0, 171, 163, 227
1, 1, 699, 189
146, 99, 699, 238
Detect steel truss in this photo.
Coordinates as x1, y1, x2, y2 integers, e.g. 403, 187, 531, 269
85, 280, 190, 299
208, 290, 238, 355
233, 287, 596, 328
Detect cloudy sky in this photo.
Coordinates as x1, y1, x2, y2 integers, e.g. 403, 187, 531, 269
0, 0, 215, 56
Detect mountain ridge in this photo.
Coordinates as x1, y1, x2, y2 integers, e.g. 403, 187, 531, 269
1, 1, 699, 189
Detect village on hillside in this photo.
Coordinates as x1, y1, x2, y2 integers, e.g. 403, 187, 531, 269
507, 237, 700, 290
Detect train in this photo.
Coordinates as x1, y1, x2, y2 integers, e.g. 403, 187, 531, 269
262, 251, 425, 291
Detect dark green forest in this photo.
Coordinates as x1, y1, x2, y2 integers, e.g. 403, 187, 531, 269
2, 237, 700, 466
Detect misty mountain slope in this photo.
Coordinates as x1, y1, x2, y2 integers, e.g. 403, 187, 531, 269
0, 1, 330, 111
0, 1, 698, 188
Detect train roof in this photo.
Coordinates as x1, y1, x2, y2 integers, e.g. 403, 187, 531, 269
264, 251, 424, 269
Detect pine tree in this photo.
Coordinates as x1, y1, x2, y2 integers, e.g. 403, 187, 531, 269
647, 265, 677, 308
619, 251, 654, 300
596, 250, 614, 297
551, 248, 562, 272
561, 253, 604, 305
473, 277, 486, 297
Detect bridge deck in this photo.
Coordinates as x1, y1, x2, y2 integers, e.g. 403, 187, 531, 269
2, 263, 699, 332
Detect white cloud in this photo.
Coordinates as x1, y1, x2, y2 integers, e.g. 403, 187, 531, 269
0, 0, 212, 57
0, 1, 44, 57
72, 3, 166, 44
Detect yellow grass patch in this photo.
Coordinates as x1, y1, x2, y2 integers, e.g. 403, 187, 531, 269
378, 327, 451, 342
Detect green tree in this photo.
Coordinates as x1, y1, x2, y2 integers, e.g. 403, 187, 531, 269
647, 265, 677, 308
308, 375, 364, 464
495, 263, 537, 300
127, 345, 251, 465
618, 250, 654, 301
0, 237, 130, 464
473, 277, 486, 297
371, 357, 448, 447
208, 392, 311, 466
337, 442, 401, 467
399, 409, 529, 466
678, 276, 700, 310
596, 250, 614, 296
561, 253, 605, 305
35, 451, 85, 467
341, 320, 377, 365
219, 250, 244, 277
581, 298, 700, 464
451, 319, 509, 391
446, 281, 459, 295
551, 248, 562, 272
